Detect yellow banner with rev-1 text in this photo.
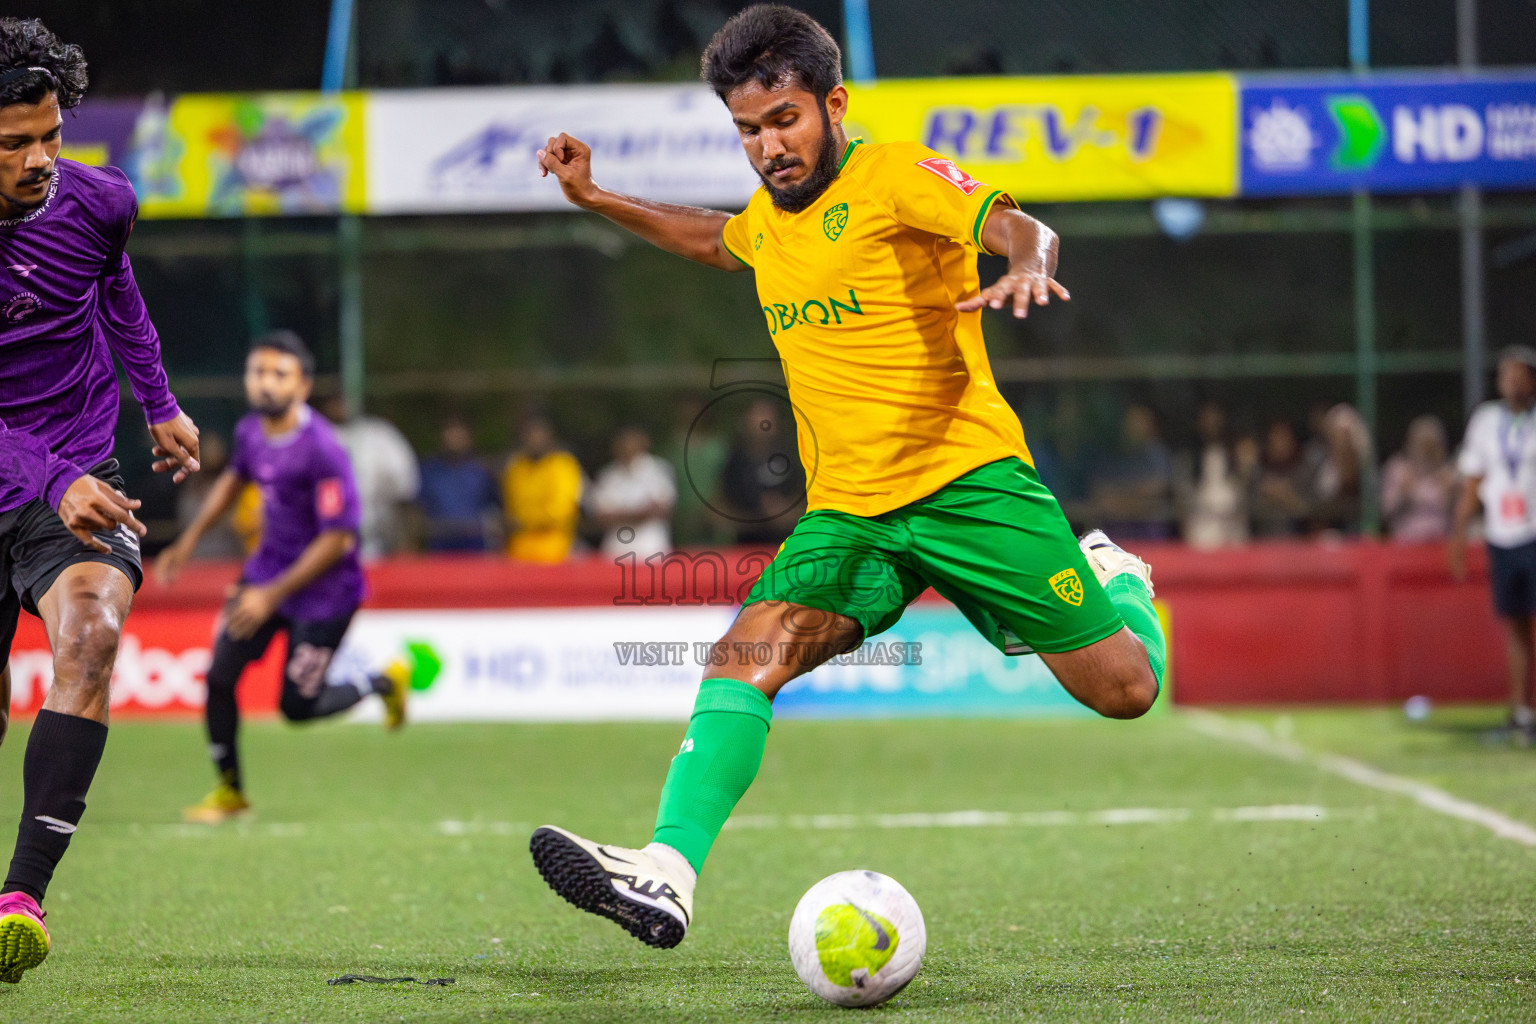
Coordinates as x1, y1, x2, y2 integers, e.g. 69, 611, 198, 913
844, 73, 1237, 200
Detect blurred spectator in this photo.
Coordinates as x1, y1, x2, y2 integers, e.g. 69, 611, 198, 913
318, 395, 420, 559
1451, 346, 1536, 734
231, 480, 263, 555
1029, 392, 1096, 517
1250, 419, 1311, 537
172, 432, 246, 560
1178, 401, 1250, 549
1381, 415, 1457, 542
503, 413, 583, 563
418, 414, 501, 552
1309, 404, 1372, 535
659, 395, 730, 547
721, 396, 805, 545
1090, 404, 1174, 539
587, 426, 677, 559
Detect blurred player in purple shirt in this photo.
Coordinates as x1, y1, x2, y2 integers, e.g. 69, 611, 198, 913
0, 19, 202, 983
157, 332, 408, 823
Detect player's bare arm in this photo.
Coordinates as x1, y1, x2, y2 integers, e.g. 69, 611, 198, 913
537, 133, 740, 271
1448, 474, 1482, 580
155, 468, 245, 585
224, 529, 355, 640
957, 205, 1070, 319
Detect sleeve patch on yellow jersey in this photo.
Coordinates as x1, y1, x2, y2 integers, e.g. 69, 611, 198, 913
916, 156, 985, 195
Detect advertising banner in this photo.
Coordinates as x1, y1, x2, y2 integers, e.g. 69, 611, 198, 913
10, 612, 281, 717
365, 85, 760, 214
842, 74, 1238, 200
334, 605, 1166, 723
57, 97, 148, 171
11, 604, 1167, 721
1240, 73, 1536, 195
135, 92, 366, 218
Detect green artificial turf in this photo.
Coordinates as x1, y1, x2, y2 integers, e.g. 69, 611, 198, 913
0, 708, 1532, 1022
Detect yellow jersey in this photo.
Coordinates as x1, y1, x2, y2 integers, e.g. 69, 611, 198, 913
503, 451, 583, 562
721, 138, 1031, 517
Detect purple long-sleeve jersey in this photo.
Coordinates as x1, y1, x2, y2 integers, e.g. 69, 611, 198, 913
0, 158, 179, 513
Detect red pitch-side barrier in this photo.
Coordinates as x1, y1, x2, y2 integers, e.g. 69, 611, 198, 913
7, 541, 1503, 714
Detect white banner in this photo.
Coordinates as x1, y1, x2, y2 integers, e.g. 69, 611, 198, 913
365, 84, 760, 213
334, 605, 1095, 723
338, 607, 735, 722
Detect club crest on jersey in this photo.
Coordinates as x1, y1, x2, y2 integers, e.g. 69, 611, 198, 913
2, 291, 41, 323
917, 156, 985, 195
1049, 568, 1084, 606
822, 202, 849, 241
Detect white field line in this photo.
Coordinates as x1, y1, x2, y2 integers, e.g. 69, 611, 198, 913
130, 806, 1356, 840
1183, 708, 1536, 848
722, 804, 1358, 832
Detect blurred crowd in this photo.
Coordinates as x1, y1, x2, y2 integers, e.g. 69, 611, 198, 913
1031, 398, 1458, 548
148, 392, 1466, 564
150, 394, 806, 564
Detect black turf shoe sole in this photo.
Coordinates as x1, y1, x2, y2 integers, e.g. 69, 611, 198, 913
529, 827, 686, 949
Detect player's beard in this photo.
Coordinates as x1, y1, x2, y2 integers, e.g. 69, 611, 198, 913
757, 105, 841, 214
0, 170, 52, 215
251, 395, 293, 418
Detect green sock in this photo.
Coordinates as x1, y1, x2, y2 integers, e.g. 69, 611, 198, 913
652, 678, 773, 875
1105, 574, 1167, 691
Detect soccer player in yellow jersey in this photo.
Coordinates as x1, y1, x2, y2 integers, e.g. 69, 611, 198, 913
529, 4, 1167, 949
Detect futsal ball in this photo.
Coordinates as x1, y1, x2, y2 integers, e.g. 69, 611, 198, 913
787, 870, 926, 1007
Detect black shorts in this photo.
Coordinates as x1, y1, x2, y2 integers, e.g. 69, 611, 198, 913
1488, 539, 1536, 618
209, 606, 358, 719
0, 459, 144, 667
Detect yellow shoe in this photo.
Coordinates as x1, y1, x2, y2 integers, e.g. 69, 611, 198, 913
379, 660, 410, 731
182, 783, 251, 824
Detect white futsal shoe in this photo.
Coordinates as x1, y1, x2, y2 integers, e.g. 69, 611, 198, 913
529, 825, 695, 948
1079, 529, 1155, 596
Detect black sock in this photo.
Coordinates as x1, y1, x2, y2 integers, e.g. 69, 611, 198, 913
281, 683, 369, 722
205, 655, 243, 792
313, 683, 369, 717
3, 710, 108, 903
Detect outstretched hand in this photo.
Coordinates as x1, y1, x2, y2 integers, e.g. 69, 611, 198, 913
956, 270, 1070, 319
149, 411, 201, 483
537, 133, 599, 207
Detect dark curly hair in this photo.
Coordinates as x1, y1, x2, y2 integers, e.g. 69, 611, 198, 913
701, 4, 842, 104
0, 18, 87, 110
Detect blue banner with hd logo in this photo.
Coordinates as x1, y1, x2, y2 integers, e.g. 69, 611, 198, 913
1240, 73, 1536, 195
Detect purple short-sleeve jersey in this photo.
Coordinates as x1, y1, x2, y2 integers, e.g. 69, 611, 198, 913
231, 406, 366, 620
0, 159, 180, 512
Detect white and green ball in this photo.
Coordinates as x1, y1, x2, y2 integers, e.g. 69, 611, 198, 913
787, 870, 926, 1007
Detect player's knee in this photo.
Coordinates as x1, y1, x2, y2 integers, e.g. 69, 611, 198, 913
1098, 664, 1158, 720
52, 601, 124, 688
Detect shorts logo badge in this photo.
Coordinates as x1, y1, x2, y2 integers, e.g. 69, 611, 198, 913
822, 202, 849, 241
1049, 568, 1084, 606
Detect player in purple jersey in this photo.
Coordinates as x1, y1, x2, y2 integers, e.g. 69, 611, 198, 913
157, 332, 409, 824
0, 20, 204, 984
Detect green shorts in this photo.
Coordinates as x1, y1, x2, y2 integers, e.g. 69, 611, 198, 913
745, 458, 1123, 655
